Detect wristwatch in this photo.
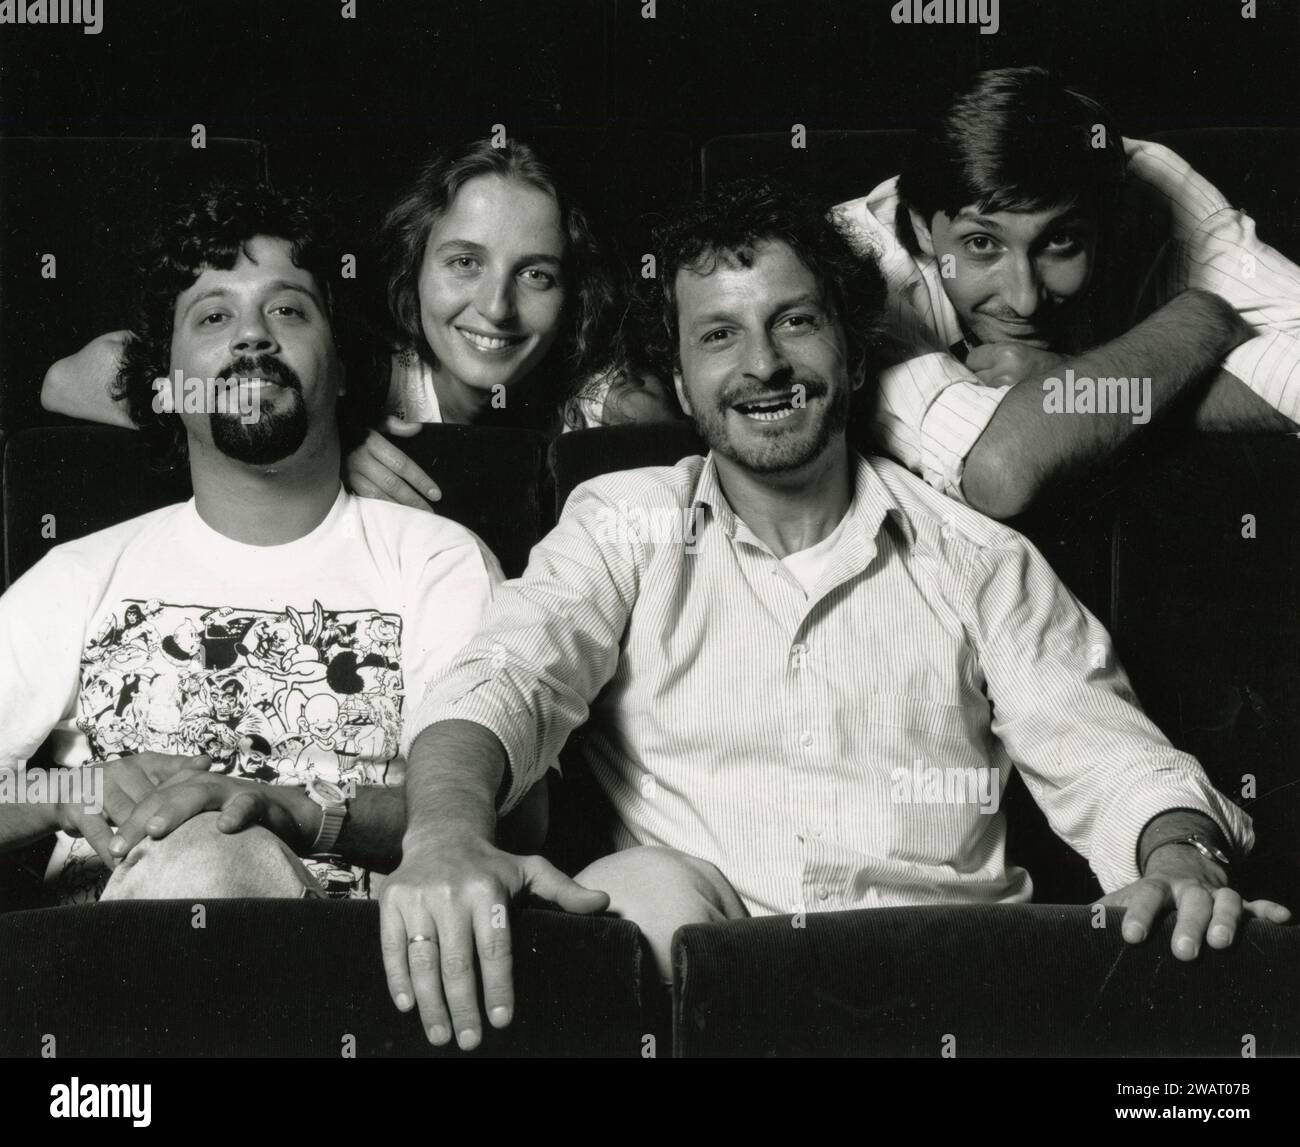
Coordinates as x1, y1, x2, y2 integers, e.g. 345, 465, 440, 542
304, 776, 349, 856
1146, 832, 1232, 870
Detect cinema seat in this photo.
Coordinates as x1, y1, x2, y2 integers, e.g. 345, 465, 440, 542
0, 901, 653, 1058
3, 423, 550, 589
1108, 433, 1300, 907
378, 423, 550, 578
670, 905, 1300, 1057
700, 129, 917, 205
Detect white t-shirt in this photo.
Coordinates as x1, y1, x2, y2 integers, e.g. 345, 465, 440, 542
0, 486, 502, 903
780, 514, 850, 597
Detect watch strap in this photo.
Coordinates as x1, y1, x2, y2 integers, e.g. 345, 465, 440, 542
311, 800, 347, 855
1146, 832, 1231, 870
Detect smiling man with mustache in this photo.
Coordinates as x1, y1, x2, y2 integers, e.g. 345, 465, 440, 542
378, 178, 1284, 1052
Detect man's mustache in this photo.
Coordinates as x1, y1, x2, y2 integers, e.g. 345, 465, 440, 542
216, 355, 302, 393
721, 375, 830, 407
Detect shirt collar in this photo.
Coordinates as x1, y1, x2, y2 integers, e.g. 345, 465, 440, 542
688, 450, 915, 552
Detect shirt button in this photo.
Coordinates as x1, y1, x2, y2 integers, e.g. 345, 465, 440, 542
816, 886, 830, 901
798, 731, 813, 748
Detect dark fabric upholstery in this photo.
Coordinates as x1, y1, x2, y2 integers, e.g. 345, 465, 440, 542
0, 137, 266, 446
3, 424, 549, 588
379, 424, 549, 578
547, 422, 704, 519
672, 905, 1300, 1057
3, 426, 191, 587
0, 901, 651, 1057
1109, 433, 1300, 906
699, 130, 917, 207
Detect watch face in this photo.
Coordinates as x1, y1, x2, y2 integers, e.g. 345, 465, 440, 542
310, 778, 346, 803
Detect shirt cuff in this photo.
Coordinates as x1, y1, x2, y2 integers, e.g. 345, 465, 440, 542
1088, 758, 1255, 892
404, 682, 546, 816
1224, 332, 1300, 425
918, 376, 1012, 502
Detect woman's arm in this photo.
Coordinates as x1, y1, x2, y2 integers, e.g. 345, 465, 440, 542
41, 331, 137, 427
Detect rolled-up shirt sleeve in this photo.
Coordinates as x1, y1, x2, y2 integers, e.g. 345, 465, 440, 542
958, 528, 1253, 891
876, 350, 1012, 501
405, 482, 642, 813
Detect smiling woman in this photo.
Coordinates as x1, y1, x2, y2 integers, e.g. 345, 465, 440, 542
343, 136, 686, 508
378, 137, 616, 432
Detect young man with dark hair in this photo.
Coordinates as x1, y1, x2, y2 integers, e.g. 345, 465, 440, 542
835, 66, 1300, 518
0, 184, 507, 903
377, 178, 1284, 1052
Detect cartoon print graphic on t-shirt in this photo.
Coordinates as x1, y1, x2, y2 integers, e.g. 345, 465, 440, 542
76, 599, 404, 789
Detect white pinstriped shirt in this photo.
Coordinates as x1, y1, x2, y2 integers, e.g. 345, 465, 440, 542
409, 451, 1253, 917
834, 138, 1300, 501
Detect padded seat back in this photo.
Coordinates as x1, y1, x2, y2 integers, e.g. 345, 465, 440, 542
381, 424, 549, 578
671, 905, 1300, 1056
0, 901, 651, 1057
548, 422, 704, 518
5, 423, 549, 589
3, 426, 191, 587
1110, 433, 1300, 904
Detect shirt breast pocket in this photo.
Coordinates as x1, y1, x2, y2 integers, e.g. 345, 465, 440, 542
862, 692, 986, 745
854, 692, 999, 865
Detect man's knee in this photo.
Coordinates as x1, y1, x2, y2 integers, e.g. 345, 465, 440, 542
101, 812, 322, 900
576, 846, 747, 979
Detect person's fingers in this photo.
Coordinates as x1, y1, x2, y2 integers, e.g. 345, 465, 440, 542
147, 752, 212, 783
383, 415, 425, 438
349, 450, 438, 511
368, 433, 442, 504
216, 789, 263, 833
1243, 898, 1293, 924
69, 807, 120, 868
407, 927, 453, 1046
109, 783, 213, 858
1170, 882, 1215, 960
1119, 878, 1169, 944
101, 770, 140, 827
521, 854, 611, 914
472, 896, 515, 1030
1206, 886, 1243, 950
965, 345, 998, 371
347, 475, 390, 504
379, 897, 423, 1018
438, 900, 486, 1050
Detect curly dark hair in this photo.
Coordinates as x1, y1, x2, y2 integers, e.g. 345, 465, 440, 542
646, 177, 889, 395
380, 137, 620, 417
116, 182, 376, 463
